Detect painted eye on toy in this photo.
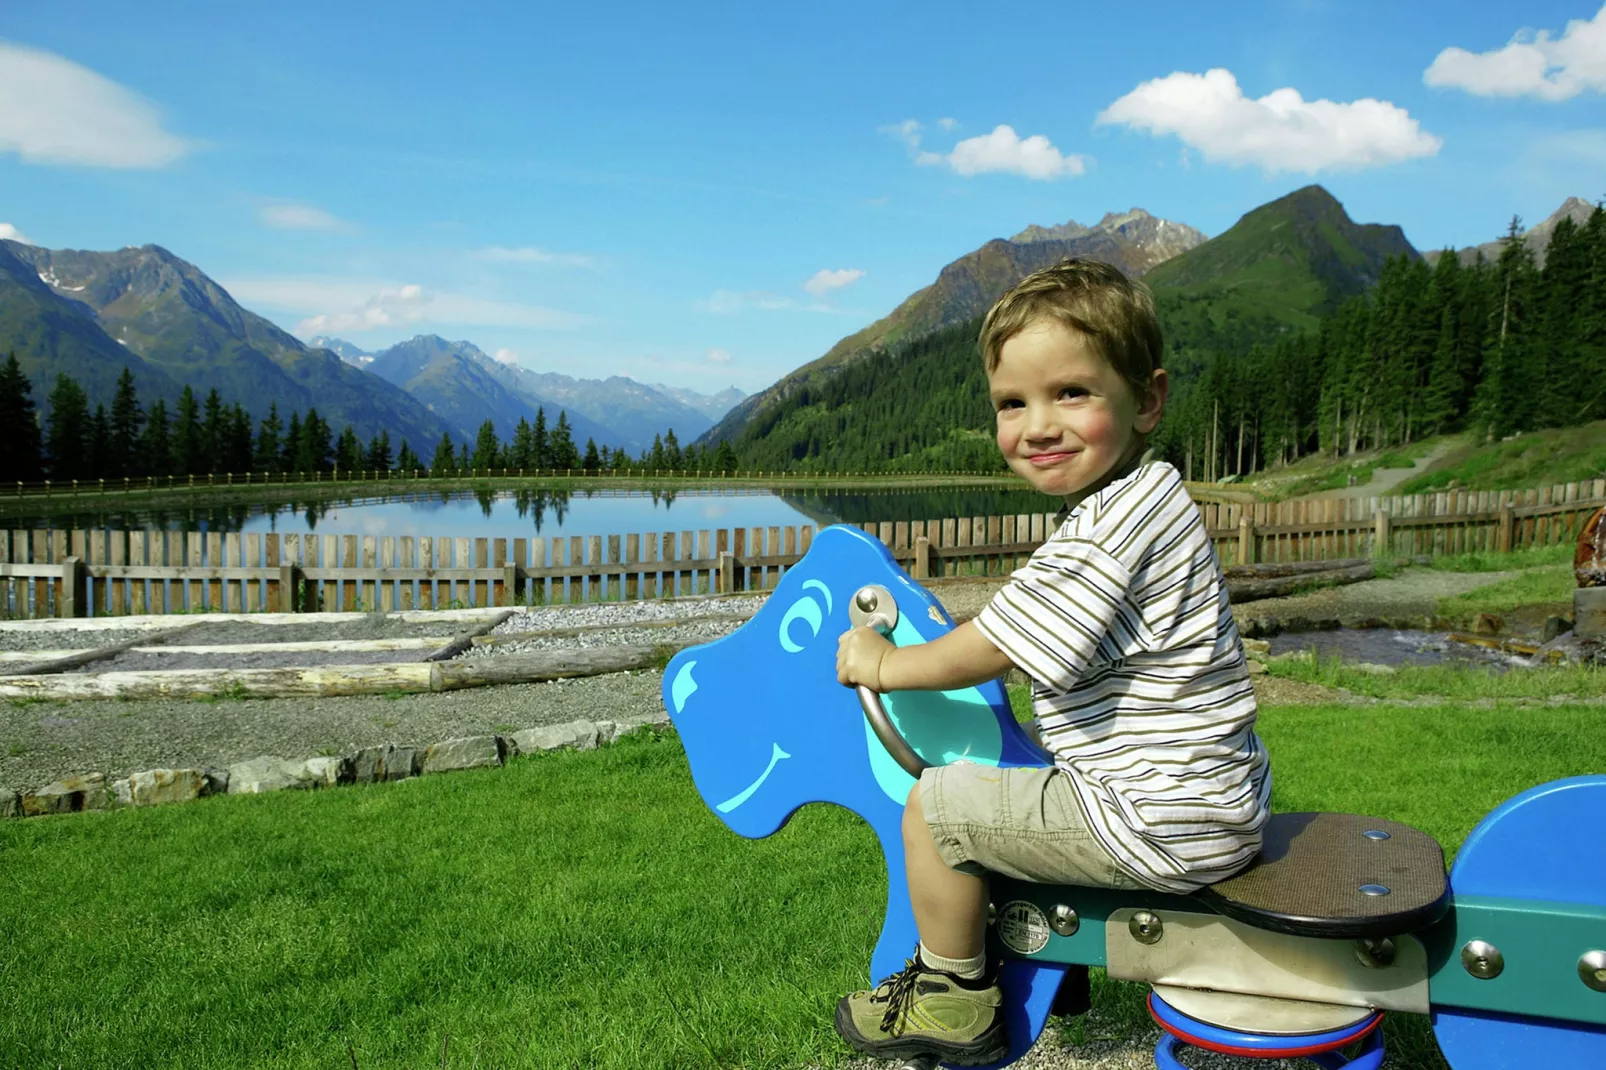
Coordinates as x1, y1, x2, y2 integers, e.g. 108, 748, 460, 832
778, 578, 834, 653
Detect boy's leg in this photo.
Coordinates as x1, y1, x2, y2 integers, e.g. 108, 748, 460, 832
903, 782, 988, 961
833, 780, 1007, 1066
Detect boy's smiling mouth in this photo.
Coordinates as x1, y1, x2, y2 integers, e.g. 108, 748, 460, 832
1028, 450, 1077, 465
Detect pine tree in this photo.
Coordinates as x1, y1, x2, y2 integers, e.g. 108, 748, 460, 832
201, 388, 224, 472
108, 368, 142, 479
0, 352, 43, 482
227, 404, 254, 473
549, 411, 577, 468
1418, 303, 1463, 436
366, 429, 393, 471
532, 408, 549, 470
715, 439, 738, 473
281, 411, 303, 472
1472, 217, 1540, 438
45, 374, 91, 480
1538, 215, 1589, 426
510, 417, 534, 469
88, 404, 112, 478
430, 432, 457, 474
649, 433, 665, 470
173, 386, 203, 475
335, 425, 363, 471
255, 403, 283, 473
297, 408, 332, 472
471, 419, 500, 470
396, 439, 420, 472
663, 428, 681, 470
582, 437, 600, 471
140, 399, 172, 478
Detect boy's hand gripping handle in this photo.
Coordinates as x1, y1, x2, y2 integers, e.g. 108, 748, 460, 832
849, 585, 930, 778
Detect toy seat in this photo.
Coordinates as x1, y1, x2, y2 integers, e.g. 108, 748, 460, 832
1196, 811, 1450, 938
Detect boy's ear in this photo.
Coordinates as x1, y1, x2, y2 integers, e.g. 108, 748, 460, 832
1135, 369, 1168, 434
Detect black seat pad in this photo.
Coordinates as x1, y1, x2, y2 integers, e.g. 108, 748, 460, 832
1193, 812, 1449, 938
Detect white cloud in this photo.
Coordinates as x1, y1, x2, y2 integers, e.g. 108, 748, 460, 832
221, 275, 589, 334
0, 222, 32, 244
803, 268, 865, 297
705, 348, 732, 364
938, 117, 958, 131
1097, 68, 1441, 174
881, 119, 925, 153
493, 347, 520, 364
476, 245, 596, 267
0, 41, 187, 168
921, 125, 1087, 180
1424, 5, 1606, 101
258, 202, 346, 230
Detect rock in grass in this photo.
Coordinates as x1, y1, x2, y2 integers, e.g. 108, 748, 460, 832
227, 757, 301, 794
421, 735, 504, 774
0, 792, 19, 818
126, 768, 208, 807
507, 721, 598, 756
299, 756, 352, 788
22, 772, 107, 815
351, 744, 421, 783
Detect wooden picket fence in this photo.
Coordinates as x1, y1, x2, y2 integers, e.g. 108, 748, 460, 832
2, 479, 1602, 619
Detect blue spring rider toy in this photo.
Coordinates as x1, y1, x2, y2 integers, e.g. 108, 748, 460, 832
662, 524, 1606, 1070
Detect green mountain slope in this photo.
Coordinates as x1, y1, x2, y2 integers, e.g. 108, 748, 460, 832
2, 243, 453, 448
0, 241, 181, 408
700, 208, 1206, 448
723, 185, 1424, 470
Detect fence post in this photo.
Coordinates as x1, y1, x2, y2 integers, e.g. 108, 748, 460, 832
1497, 507, 1514, 553
502, 564, 519, 606
278, 565, 300, 612
718, 551, 735, 594
1238, 515, 1255, 566
60, 556, 86, 618
912, 534, 930, 580
1372, 511, 1390, 557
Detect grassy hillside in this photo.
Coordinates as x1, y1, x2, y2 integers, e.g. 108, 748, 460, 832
1397, 421, 1606, 494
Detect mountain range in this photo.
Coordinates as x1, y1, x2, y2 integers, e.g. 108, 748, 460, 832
1424, 197, 1598, 270
0, 243, 745, 457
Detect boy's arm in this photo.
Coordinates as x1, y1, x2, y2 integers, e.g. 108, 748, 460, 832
837, 618, 1016, 693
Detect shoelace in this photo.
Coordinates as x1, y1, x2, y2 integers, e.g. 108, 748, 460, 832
869, 957, 924, 1035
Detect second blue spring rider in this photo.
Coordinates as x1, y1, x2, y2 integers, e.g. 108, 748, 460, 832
662, 524, 1606, 1069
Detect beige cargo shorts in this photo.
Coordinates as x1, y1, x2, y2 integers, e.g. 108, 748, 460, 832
918, 762, 1144, 889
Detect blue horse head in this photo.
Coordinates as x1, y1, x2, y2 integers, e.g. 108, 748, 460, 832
663, 524, 1068, 1068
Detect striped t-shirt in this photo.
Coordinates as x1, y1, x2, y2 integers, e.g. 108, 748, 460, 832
973, 461, 1271, 893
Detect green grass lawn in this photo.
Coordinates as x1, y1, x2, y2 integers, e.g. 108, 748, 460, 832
4, 704, 1604, 1069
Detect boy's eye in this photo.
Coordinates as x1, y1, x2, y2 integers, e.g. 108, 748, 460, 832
1059, 387, 1087, 400
995, 398, 1022, 411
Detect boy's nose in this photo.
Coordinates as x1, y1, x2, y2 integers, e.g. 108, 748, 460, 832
1024, 403, 1059, 440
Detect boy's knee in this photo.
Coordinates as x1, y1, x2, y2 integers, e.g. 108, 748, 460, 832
903, 783, 928, 832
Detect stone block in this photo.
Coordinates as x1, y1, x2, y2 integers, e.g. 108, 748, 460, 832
594, 720, 619, 745
1246, 660, 1267, 676
351, 744, 421, 783
227, 757, 302, 794
1575, 587, 1606, 638
507, 720, 598, 756
421, 735, 504, 774
1242, 638, 1271, 657
1543, 615, 1572, 643
0, 792, 19, 818
1473, 612, 1504, 635
111, 778, 133, 807
203, 767, 229, 795
297, 756, 351, 788
22, 772, 107, 816
128, 768, 207, 807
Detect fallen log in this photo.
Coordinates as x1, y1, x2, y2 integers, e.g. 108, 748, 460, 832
0, 640, 695, 701
1222, 558, 1369, 579
468, 611, 757, 646
423, 610, 518, 662
10, 622, 210, 676
1227, 562, 1376, 603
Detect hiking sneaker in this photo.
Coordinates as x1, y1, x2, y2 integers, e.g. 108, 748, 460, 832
833, 952, 1007, 1066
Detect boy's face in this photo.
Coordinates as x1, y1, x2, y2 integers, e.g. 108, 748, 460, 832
988, 319, 1166, 501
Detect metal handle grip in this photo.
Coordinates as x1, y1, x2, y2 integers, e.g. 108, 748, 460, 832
848, 587, 929, 779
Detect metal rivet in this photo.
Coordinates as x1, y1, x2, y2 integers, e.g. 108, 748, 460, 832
855, 588, 878, 612
986, 902, 997, 926
1049, 904, 1079, 938
1129, 911, 1163, 945
1580, 950, 1606, 992
1462, 940, 1505, 980
1363, 830, 1391, 840
1360, 884, 1391, 896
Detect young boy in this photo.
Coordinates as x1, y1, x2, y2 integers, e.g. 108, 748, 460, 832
833, 258, 1271, 1066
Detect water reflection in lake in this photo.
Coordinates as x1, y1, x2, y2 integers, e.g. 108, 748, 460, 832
11, 483, 1057, 539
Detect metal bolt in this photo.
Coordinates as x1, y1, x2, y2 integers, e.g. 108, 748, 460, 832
855, 588, 879, 613
1048, 905, 1079, 937
1360, 884, 1391, 897
1580, 950, 1606, 992
1129, 911, 1163, 945
1355, 936, 1397, 969
986, 902, 997, 926
1363, 830, 1391, 841
1462, 940, 1505, 980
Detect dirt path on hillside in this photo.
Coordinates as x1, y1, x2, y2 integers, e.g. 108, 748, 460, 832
1299, 439, 1464, 501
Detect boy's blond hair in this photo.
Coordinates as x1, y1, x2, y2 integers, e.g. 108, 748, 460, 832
978, 258, 1164, 403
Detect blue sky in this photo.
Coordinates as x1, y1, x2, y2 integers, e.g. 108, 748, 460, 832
2, 1, 1603, 397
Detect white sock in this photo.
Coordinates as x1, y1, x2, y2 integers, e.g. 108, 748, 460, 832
919, 942, 986, 980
